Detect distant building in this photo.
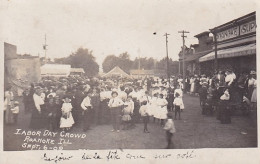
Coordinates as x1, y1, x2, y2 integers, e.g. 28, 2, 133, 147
70, 68, 85, 76
4, 42, 17, 60
4, 42, 41, 95
130, 69, 166, 78
179, 31, 213, 76
41, 64, 71, 77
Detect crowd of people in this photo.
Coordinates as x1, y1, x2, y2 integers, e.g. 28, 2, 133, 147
3, 68, 257, 148
4, 75, 180, 131
182, 69, 257, 124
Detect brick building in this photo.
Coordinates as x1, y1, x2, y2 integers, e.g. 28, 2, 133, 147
199, 12, 256, 75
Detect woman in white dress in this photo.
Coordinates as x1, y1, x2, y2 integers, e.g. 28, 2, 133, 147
190, 76, 195, 93
250, 75, 257, 126
251, 76, 257, 109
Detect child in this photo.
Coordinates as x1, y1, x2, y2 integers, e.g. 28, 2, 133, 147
122, 96, 134, 130
151, 93, 159, 123
11, 101, 19, 124
163, 112, 176, 149
155, 94, 168, 126
60, 96, 75, 131
108, 91, 124, 132
46, 96, 58, 131
22, 89, 30, 113
167, 88, 175, 112
139, 101, 150, 133
54, 96, 62, 129
173, 92, 184, 120
81, 91, 93, 132
219, 89, 231, 124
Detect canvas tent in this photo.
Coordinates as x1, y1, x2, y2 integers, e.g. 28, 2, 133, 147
41, 64, 71, 77
102, 66, 131, 78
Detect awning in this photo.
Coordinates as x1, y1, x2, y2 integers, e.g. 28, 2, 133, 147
199, 43, 256, 62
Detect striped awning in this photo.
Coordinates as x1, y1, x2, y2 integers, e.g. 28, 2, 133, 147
199, 43, 256, 62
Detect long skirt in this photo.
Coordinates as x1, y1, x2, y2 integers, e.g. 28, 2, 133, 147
190, 83, 195, 93
251, 88, 257, 103
154, 107, 168, 119
29, 109, 45, 129
60, 112, 75, 128
219, 100, 231, 124
5, 105, 14, 124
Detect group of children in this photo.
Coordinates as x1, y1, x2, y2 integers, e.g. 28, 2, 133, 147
118, 87, 184, 133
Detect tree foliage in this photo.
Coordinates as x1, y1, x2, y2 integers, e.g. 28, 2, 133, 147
102, 52, 179, 76
54, 48, 99, 77
102, 52, 133, 73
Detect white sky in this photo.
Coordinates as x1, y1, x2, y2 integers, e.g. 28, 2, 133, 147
0, 0, 257, 68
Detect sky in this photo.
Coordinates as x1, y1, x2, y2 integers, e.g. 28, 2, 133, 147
0, 0, 257, 71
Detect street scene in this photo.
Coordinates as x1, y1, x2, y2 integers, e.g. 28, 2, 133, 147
2, 0, 257, 151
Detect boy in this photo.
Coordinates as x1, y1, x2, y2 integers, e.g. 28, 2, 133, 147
163, 112, 176, 149
11, 101, 19, 124
139, 101, 150, 133
173, 92, 184, 120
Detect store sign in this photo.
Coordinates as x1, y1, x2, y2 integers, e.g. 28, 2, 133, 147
240, 21, 256, 35
216, 26, 239, 42
216, 20, 256, 42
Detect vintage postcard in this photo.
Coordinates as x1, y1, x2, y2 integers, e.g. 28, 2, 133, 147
0, 0, 259, 163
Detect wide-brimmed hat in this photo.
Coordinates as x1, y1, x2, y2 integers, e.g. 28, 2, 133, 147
202, 82, 208, 86
111, 91, 118, 96
62, 95, 71, 102
250, 70, 256, 75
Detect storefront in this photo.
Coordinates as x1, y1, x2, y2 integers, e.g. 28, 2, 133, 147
199, 12, 256, 75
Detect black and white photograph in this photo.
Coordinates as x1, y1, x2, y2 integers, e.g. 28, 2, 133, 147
1, 0, 259, 163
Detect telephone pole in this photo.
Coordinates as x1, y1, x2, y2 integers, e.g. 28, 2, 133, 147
164, 33, 170, 88
138, 48, 141, 70
178, 30, 189, 91
153, 32, 171, 88
43, 34, 48, 63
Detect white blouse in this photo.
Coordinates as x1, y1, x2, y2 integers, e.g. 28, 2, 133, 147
81, 96, 92, 110
33, 94, 44, 112
61, 103, 73, 113
108, 97, 124, 108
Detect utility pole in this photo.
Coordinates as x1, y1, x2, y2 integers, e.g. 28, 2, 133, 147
213, 32, 218, 72
138, 48, 141, 70
178, 30, 189, 91
43, 34, 48, 64
153, 32, 170, 89
164, 33, 170, 88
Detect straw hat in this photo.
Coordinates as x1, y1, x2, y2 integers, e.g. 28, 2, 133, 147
250, 70, 256, 75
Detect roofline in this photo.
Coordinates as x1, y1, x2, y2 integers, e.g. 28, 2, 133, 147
210, 11, 256, 33
194, 31, 210, 38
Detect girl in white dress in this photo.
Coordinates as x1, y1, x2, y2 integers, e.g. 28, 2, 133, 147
155, 94, 168, 126
122, 97, 134, 130
151, 93, 159, 122
60, 96, 75, 131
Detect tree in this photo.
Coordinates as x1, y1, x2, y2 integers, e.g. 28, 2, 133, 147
102, 55, 119, 73
157, 57, 179, 76
102, 52, 133, 73
54, 48, 99, 77
132, 57, 156, 70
